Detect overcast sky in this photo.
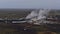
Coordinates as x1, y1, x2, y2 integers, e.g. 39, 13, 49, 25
0, 0, 60, 9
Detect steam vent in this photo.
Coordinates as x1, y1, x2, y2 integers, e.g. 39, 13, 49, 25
26, 9, 60, 25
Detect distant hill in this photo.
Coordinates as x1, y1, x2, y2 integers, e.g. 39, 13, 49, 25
0, 9, 34, 18
48, 10, 60, 16
0, 9, 60, 19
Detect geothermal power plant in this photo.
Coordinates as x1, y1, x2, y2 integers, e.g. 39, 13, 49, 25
25, 9, 60, 25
